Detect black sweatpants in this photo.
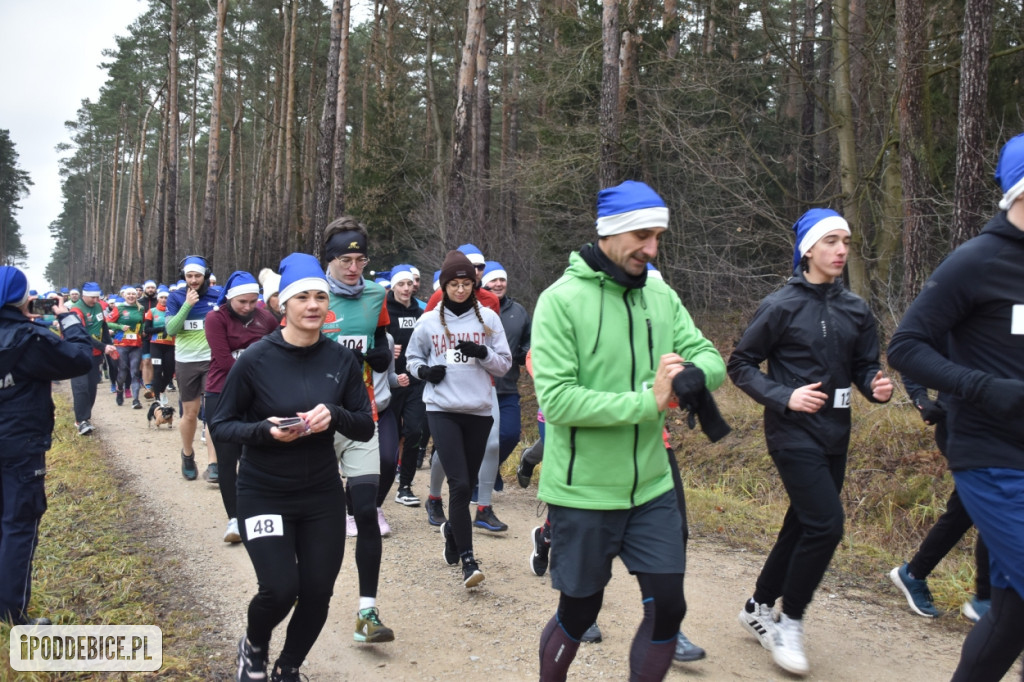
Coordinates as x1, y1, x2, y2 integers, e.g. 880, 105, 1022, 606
206, 392, 239, 519
238, 484, 345, 669
753, 448, 846, 620
391, 382, 428, 488
907, 485, 990, 599
71, 355, 102, 423
427, 411, 492, 555
149, 343, 176, 396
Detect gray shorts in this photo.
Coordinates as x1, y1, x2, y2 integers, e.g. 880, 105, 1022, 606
548, 489, 685, 598
334, 424, 381, 478
175, 360, 209, 403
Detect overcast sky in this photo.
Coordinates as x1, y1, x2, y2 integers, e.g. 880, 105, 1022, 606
0, 0, 145, 291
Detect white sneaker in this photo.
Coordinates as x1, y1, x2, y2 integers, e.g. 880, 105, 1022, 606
377, 508, 391, 537
772, 614, 809, 676
346, 514, 358, 537
223, 518, 242, 543
738, 601, 778, 651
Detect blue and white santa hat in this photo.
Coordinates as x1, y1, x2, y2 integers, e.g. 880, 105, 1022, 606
409, 266, 420, 279
278, 253, 329, 305
996, 132, 1024, 211
217, 270, 261, 306
182, 256, 208, 276
791, 208, 850, 270
0, 266, 30, 308
432, 270, 441, 291
143, 279, 157, 289
481, 261, 507, 287
390, 264, 415, 287
69, 288, 80, 295
456, 243, 486, 265
157, 285, 170, 296
646, 263, 663, 280
82, 282, 103, 297
374, 277, 391, 289
174, 279, 186, 291
60, 287, 69, 295
595, 181, 670, 237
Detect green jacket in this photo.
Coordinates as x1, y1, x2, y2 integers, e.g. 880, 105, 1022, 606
533, 250, 725, 510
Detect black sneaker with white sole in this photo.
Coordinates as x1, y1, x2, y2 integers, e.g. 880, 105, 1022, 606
236, 635, 268, 682
462, 558, 485, 588
441, 522, 459, 566
395, 485, 421, 507
530, 525, 550, 577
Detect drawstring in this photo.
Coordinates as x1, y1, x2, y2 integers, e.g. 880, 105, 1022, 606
592, 278, 606, 354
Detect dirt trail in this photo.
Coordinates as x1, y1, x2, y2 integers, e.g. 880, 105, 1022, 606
79, 387, 973, 681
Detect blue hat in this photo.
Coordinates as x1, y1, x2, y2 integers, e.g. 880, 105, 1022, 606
82, 282, 102, 297
645, 263, 663, 280
278, 253, 329, 305
996, 132, 1024, 210
456, 243, 485, 265
0, 266, 29, 308
390, 264, 415, 287
374, 277, 391, 288
218, 270, 260, 306
481, 261, 507, 287
113, 296, 125, 304
596, 181, 669, 237
157, 285, 170, 295
28, 289, 38, 297
182, 256, 208, 275
144, 279, 157, 288
432, 270, 441, 291
60, 287, 69, 294
791, 208, 850, 270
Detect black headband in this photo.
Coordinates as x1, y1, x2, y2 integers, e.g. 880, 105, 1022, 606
324, 230, 367, 261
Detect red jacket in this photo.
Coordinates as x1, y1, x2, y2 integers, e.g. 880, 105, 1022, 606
204, 306, 279, 394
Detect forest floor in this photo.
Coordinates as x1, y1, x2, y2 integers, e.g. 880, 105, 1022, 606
39, 383, 1001, 681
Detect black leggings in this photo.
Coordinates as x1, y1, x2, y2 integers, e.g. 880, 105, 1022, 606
206, 393, 239, 519
149, 344, 176, 396
908, 485, 990, 599
950, 586, 1024, 682
427, 411, 493, 555
375, 407, 399, 507
238, 484, 345, 669
557, 572, 684, 642
346, 479, 381, 599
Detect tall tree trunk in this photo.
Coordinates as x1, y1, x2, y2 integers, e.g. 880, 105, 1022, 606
280, 0, 299, 254
664, 0, 680, 60
448, 0, 485, 244
617, 0, 639, 119
332, 0, 351, 222
226, 56, 242, 269
798, 0, 816, 202
473, 18, 491, 241
202, 0, 228, 260
895, 0, 930, 301
188, 51, 200, 249
599, 0, 620, 188
951, 0, 994, 248
134, 95, 158, 281
167, 0, 179, 277
314, 0, 344, 256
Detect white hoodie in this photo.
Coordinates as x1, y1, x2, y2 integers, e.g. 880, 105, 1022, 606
405, 303, 512, 416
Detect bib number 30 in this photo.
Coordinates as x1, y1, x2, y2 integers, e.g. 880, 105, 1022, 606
445, 348, 476, 365
245, 514, 284, 540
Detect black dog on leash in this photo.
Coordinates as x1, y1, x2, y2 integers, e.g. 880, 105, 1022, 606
147, 402, 176, 429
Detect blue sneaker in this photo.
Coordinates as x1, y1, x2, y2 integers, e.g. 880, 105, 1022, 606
961, 597, 991, 623
674, 631, 707, 662
474, 505, 508, 532
889, 563, 940, 617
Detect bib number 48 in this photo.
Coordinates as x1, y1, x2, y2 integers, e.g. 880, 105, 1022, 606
245, 514, 284, 539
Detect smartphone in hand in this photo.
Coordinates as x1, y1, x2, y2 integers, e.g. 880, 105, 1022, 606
276, 417, 305, 431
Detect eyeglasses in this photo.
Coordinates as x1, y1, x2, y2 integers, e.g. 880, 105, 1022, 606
336, 256, 370, 269
446, 281, 474, 291
474, 264, 485, 271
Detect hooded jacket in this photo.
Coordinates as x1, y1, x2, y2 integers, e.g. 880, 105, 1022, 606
0, 308, 94, 453
385, 289, 423, 377
208, 328, 374, 493
888, 211, 1024, 471
532, 249, 725, 510
494, 294, 531, 395
728, 270, 886, 456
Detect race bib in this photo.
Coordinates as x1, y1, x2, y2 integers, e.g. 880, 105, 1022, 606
123, 333, 138, 341
833, 387, 851, 409
244, 514, 283, 540
183, 319, 204, 331
337, 335, 368, 352
398, 317, 415, 329
151, 358, 162, 366
1012, 304, 1024, 335
445, 347, 477, 366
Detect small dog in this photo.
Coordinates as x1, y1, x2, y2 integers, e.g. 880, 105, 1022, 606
147, 402, 176, 429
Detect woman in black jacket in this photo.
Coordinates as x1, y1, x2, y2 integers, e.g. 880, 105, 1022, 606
210, 253, 374, 682
727, 210, 892, 677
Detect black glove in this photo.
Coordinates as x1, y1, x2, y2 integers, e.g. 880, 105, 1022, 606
456, 340, 488, 359
671, 364, 706, 408
513, 352, 528, 366
913, 396, 946, 425
418, 365, 447, 384
363, 345, 392, 373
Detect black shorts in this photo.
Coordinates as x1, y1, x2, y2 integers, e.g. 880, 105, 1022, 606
548, 489, 685, 598
175, 360, 209, 402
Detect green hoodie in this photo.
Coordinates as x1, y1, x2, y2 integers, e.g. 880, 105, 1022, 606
533, 250, 725, 510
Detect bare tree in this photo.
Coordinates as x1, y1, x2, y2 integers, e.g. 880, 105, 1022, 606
599, 0, 620, 188
202, 0, 228, 258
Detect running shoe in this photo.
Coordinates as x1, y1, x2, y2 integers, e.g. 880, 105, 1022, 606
738, 600, 778, 651
110, 383, 117, 394
203, 463, 219, 483
581, 623, 602, 643
167, 381, 176, 392
116, 390, 124, 406
441, 522, 459, 566
772, 614, 809, 676
889, 563, 940, 617
377, 508, 391, 537
236, 635, 268, 682
224, 518, 241, 543
132, 398, 143, 409
200, 424, 207, 443
961, 597, 991, 623
77, 420, 95, 436
474, 505, 508, 532
674, 631, 707, 662
395, 485, 421, 507
530, 525, 550, 577
426, 497, 446, 527
125, 387, 132, 399
269, 662, 303, 682
354, 606, 396, 643
517, 458, 535, 488
346, 515, 358, 537
462, 558, 485, 588
180, 451, 198, 481
143, 386, 154, 400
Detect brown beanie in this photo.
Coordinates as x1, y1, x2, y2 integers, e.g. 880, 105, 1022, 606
439, 250, 476, 289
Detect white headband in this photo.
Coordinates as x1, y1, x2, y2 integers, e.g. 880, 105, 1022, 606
279, 277, 329, 305
596, 207, 670, 237
999, 175, 1024, 211
798, 215, 850, 259
481, 268, 508, 287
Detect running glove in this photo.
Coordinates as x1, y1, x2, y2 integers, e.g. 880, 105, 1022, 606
913, 396, 946, 424
418, 365, 447, 384
363, 345, 392, 373
456, 340, 488, 359
671, 363, 706, 408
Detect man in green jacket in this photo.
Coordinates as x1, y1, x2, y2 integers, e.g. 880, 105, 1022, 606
532, 180, 725, 681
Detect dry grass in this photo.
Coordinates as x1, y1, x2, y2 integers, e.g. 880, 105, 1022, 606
0, 395, 221, 681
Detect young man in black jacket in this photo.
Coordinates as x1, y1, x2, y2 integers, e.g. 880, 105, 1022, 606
888, 132, 1024, 682
0, 266, 94, 625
